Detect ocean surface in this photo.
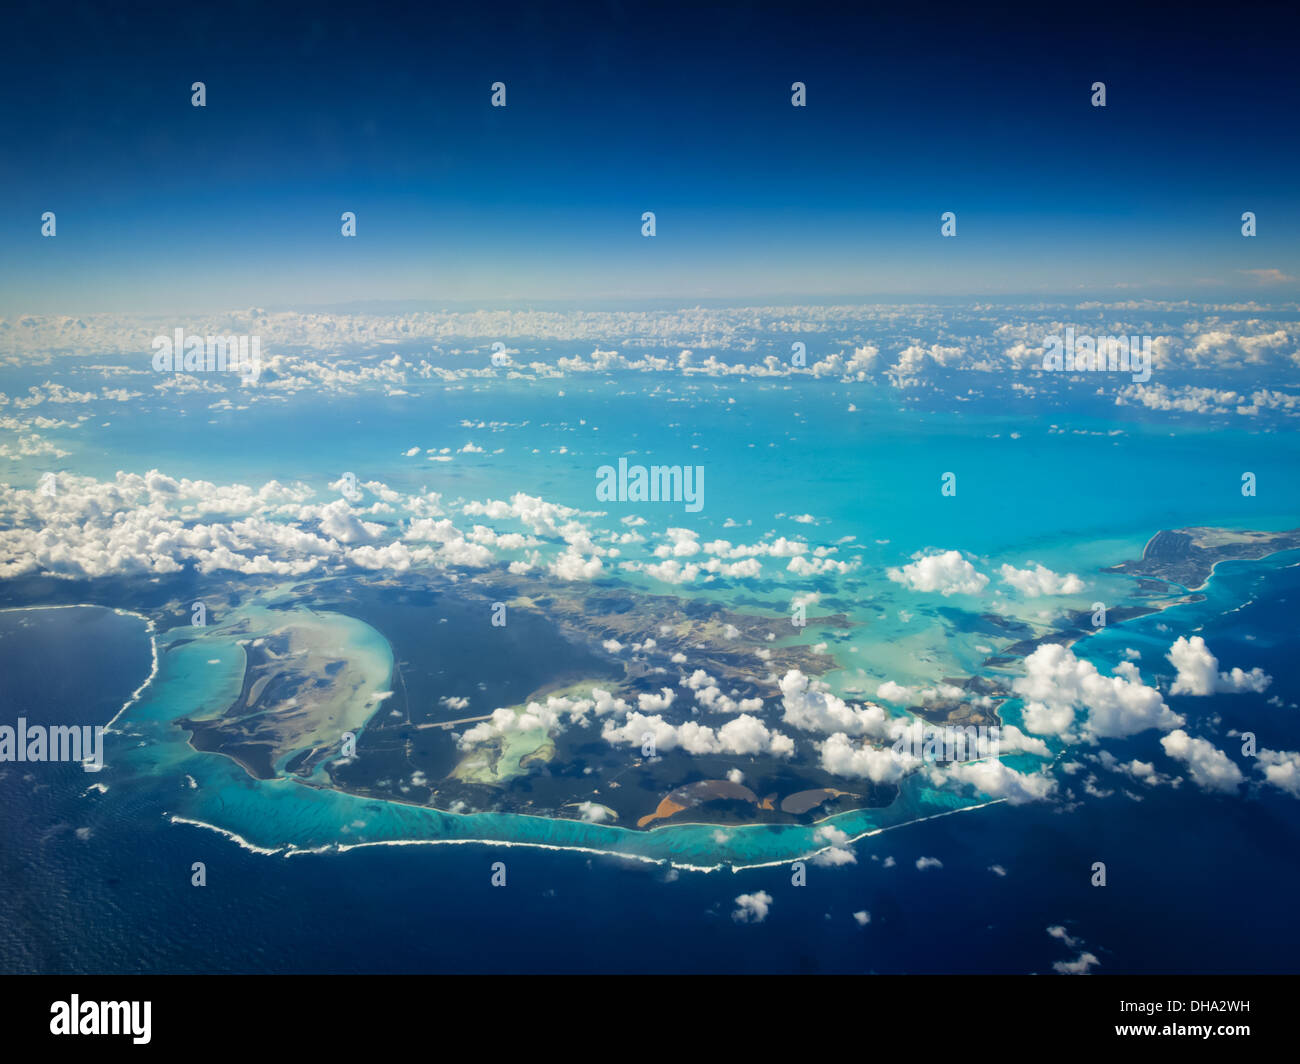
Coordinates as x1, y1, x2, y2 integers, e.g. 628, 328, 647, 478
2, 381, 1298, 972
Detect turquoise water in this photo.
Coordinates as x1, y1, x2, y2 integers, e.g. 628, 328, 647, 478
38, 377, 1289, 869
31, 377, 1299, 696
4, 372, 1299, 970
104, 594, 987, 869
5, 547, 1298, 972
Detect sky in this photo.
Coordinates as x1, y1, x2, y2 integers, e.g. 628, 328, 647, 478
2, 0, 1299, 313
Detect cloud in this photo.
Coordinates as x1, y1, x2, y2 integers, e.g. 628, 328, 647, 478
731, 891, 772, 924
1255, 748, 1300, 797
888, 550, 988, 596
1159, 730, 1244, 793
810, 825, 857, 866
9, 306, 1300, 408
819, 732, 919, 782
0, 469, 646, 582
998, 562, 1085, 596
810, 846, 858, 867
1047, 926, 1099, 973
574, 801, 613, 823
1167, 636, 1271, 695
457, 695, 598, 748
779, 669, 892, 737
1092, 750, 1177, 787
936, 758, 1057, 804
1013, 643, 1183, 740
601, 711, 794, 758
682, 670, 763, 715
1239, 268, 1295, 284
1053, 952, 1100, 974
875, 680, 913, 703
716, 714, 796, 757
637, 688, 676, 712
873, 680, 968, 709
1118, 382, 1300, 417
549, 549, 603, 580
1047, 925, 1081, 949
915, 856, 943, 870
461, 491, 582, 537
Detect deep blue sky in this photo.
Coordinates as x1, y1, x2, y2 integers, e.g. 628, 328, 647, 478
2, 0, 1298, 312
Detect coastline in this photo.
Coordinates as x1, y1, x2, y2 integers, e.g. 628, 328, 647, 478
34, 526, 1299, 870
168, 794, 1007, 874
0, 602, 159, 734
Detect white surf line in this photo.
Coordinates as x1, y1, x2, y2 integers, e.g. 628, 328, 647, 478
167, 815, 287, 857
166, 791, 1007, 875
169, 813, 717, 869
727, 797, 1007, 873
0, 603, 160, 735
106, 616, 159, 733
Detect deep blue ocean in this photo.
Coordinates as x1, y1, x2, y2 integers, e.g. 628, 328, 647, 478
3, 553, 1298, 973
